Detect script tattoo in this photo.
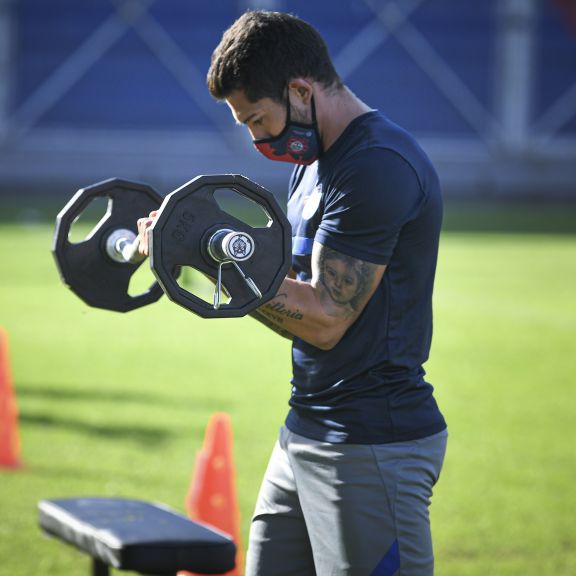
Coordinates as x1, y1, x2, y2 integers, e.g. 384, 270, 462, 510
251, 293, 301, 339
251, 309, 293, 339
317, 247, 376, 314
264, 293, 303, 320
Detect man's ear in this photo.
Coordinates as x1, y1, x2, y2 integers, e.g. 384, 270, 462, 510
288, 78, 313, 105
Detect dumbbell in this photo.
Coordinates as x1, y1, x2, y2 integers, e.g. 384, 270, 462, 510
52, 175, 292, 318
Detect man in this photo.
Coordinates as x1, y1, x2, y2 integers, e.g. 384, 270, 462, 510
140, 9, 447, 576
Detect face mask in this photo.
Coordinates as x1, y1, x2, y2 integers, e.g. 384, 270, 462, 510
253, 95, 322, 165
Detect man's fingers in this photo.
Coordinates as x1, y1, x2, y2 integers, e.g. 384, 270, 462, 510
136, 212, 158, 256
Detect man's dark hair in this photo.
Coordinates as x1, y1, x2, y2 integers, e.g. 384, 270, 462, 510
207, 10, 342, 103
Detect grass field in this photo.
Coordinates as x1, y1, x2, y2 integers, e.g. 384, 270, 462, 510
1, 207, 576, 575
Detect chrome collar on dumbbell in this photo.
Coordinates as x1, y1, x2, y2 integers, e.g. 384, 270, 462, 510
105, 229, 145, 264
206, 229, 262, 309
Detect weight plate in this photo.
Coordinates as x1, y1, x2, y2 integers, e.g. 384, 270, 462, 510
149, 174, 291, 318
53, 178, 164, 312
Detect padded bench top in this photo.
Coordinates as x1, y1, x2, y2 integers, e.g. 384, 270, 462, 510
38, 497, 236, 574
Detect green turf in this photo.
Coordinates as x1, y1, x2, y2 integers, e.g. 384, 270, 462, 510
1, 221, 575, 575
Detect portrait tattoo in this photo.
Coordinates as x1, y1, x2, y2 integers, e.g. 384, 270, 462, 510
318, 247, 375, 311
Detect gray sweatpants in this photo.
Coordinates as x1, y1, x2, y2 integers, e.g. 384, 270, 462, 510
245, 426, 447, 576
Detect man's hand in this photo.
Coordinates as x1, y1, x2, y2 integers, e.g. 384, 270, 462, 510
136, 211, 158, 257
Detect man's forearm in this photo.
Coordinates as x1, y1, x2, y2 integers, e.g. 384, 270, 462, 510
250, 278, 343, 350
250, 285, 307, 341
251, 306, 294, 340
250, 243, 386, 349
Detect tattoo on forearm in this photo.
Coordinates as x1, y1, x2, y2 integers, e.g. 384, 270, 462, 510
265, 293, 303, 320
250, 293, 304, 339
318, 247, 375, 312
251, 308, 293, 339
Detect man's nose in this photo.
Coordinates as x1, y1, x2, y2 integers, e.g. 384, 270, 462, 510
250, 126, 274, 141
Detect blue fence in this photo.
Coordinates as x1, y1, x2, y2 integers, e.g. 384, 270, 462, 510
3, 0, 576, 197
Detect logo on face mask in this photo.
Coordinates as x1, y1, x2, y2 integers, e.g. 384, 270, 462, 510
288, 136, 310, 154
253, 96, 322, 165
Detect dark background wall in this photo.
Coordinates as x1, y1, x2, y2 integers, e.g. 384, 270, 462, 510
0, 0, 575, 200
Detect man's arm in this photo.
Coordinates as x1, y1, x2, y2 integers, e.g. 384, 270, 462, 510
252, 241, 386, 350
251, 308, 294, 340
135, 213, 383, 346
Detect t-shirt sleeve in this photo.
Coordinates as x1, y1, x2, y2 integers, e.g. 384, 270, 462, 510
315, 148, 425, 265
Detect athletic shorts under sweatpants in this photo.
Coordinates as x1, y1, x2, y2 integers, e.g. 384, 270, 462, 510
245, 426, 448, 576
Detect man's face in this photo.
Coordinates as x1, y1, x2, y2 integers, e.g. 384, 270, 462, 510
322, 257, 360, 306
226, 90, 287, 141
225, 87, 312, 140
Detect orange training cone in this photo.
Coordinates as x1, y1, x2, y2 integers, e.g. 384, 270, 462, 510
181, 412, 243, 576
0, 327, 22, 469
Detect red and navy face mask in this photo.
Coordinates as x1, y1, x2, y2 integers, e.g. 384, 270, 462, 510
253, 96, 322, 165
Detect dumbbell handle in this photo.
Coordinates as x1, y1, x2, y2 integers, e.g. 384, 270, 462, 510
117, 236, 144, 263
105, 229, 145, 264
105, 226, 261, 309
106, 226, 258, 267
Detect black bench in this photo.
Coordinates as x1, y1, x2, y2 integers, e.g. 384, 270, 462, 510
38, 497, 236, 575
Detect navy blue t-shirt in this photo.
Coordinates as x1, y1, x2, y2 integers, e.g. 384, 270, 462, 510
285, 110, 446, 444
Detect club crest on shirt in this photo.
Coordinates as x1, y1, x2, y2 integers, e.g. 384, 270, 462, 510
302, 184, 322, 220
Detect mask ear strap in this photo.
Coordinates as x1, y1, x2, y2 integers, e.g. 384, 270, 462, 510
310, 95, 323, 156
285, 86, 292, 124
310, 94, 317, 123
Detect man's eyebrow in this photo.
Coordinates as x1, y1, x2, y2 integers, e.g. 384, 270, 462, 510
237, 112, 258, 126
